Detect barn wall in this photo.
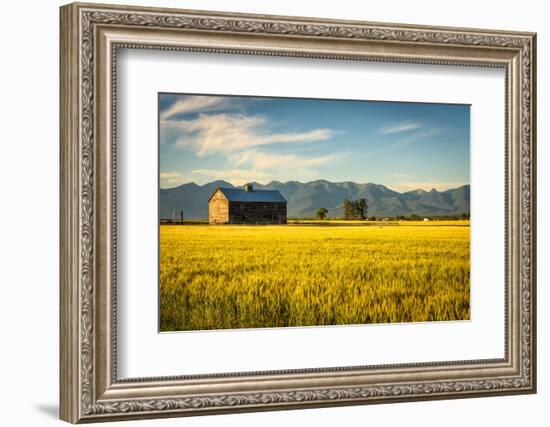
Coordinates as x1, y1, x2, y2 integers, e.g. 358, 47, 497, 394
228, 202, 287, 224
208, 191, 229, 223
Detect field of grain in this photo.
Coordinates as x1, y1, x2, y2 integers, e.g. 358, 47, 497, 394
160, 222, 470, 331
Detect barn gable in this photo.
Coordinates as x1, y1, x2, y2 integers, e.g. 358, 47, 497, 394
208, 187, 229, 203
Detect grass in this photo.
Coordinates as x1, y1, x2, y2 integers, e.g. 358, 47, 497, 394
160, 222, 470, 331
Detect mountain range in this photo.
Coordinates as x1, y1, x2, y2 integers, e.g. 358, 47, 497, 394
160, 180, 470, 219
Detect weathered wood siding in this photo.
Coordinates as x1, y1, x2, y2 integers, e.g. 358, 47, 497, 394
228, 202, 287, 224
208, 190, 229, 223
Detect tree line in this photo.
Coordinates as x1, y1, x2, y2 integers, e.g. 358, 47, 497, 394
343, 198, 368, 220
314, 198, 469, 221
316, 198, 368, 220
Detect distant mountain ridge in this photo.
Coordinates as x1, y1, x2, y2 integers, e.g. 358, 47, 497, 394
160, 180, 470, 219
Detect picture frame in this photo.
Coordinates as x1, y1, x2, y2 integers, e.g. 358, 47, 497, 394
59, 2, 536, 423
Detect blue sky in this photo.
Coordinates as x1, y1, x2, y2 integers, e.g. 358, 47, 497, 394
159, 93, 470, 192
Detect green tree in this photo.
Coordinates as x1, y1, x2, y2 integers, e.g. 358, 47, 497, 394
357, 198, 367, 219
316, 207, 328, 220
343, 199, 353, 219
351, 200, 360, 218
343, 198, 368, 219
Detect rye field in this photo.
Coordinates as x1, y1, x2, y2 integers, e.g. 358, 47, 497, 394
160, 222, 470, 332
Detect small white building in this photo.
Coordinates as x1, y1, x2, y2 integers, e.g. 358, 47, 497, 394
423, 218, 430, 222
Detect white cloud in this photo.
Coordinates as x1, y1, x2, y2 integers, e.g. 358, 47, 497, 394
192, 169, 272, 185
162, 113, 336, 156
394, 173, 415, 179
262, 129, 334, 144
233, 150, 341, 170
189, 150, 345, 186
388, 181, 468, 193
392, 128, 442, 147
160, 172, 190, 188
160, 96, 228, 120
160, 104, 343, 186
379, 121, 422, 135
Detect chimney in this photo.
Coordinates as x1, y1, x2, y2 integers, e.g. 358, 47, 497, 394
244, 183, 253, 192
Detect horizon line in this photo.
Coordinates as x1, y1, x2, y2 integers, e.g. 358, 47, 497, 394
160, 179, 470, 194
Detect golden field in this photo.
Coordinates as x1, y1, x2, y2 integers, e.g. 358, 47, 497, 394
160, 222, 470, 331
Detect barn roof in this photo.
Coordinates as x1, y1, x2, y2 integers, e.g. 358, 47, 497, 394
213, 187, 287, 203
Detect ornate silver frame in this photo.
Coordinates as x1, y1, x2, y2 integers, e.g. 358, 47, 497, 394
60, 2, 537, 423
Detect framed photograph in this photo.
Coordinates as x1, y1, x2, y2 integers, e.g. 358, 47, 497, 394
158, 93, 472, 332
60, 2, 537, 423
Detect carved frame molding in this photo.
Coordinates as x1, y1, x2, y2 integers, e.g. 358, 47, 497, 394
60, 2, 536, 423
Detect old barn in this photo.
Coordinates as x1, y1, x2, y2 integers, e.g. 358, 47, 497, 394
208, 184, 287, 224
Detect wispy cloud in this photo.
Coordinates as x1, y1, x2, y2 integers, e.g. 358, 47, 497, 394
194, 151, 344, 186
394, 173, 415, 179
388, 181, 468, 193
392, 128, 442, 147
160, 105, 343, 186
379, 121, 422, 135
160, 172, 190, 188
160, 96, 229, 120
389, 170, 466, 192
162, 113, 336, 156
192, 169, 272, 185
233, 150, 342, 170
